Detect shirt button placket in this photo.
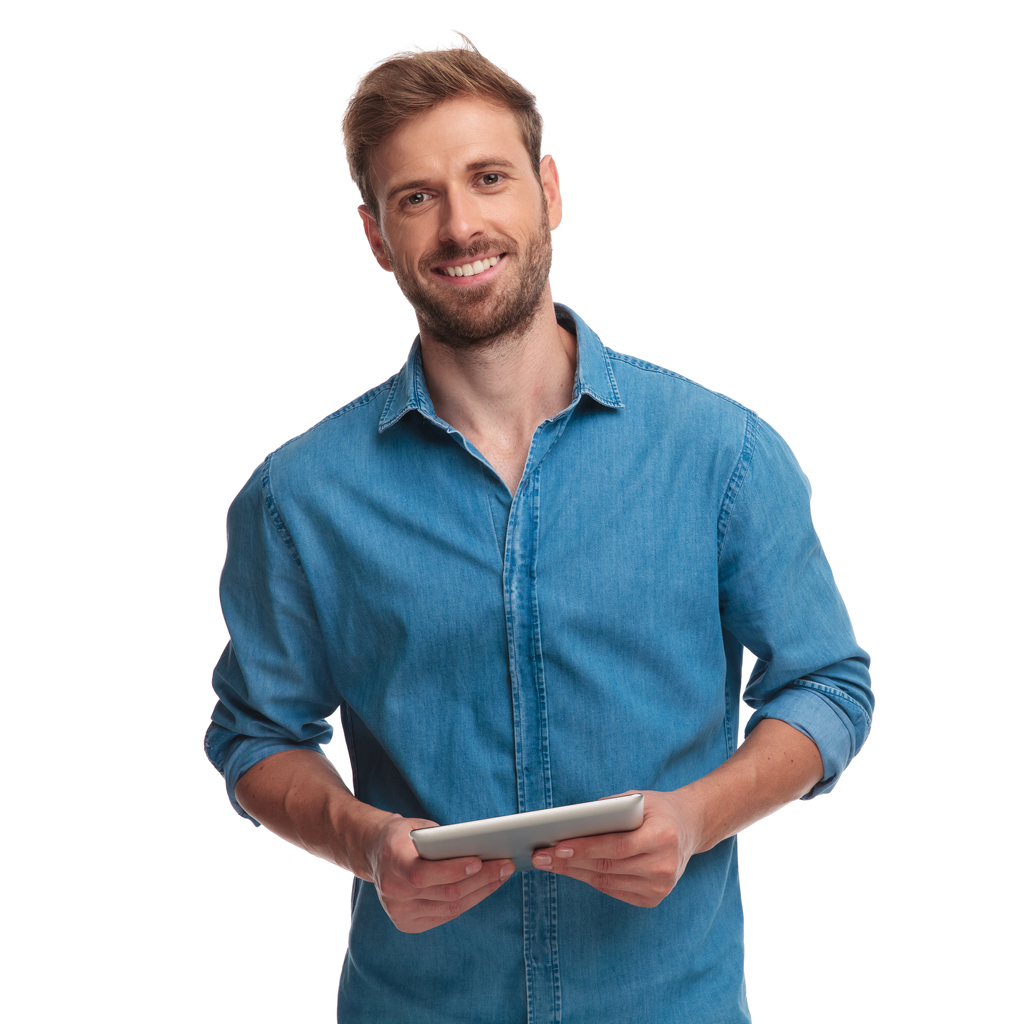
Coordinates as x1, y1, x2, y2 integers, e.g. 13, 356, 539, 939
503, 429, 562, 1024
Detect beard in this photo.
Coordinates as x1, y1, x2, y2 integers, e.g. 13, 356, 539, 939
384, 209, 553, 350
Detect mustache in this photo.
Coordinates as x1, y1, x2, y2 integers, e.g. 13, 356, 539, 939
419, 238, 517, 271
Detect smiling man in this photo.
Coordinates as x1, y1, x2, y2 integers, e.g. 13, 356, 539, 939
205, 42, 873, 1024
364, 101, 556, 353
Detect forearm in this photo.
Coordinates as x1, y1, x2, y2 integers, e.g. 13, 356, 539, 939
683, 718, 824, 854
234, 748, 396, 881
236, 748, 515, 933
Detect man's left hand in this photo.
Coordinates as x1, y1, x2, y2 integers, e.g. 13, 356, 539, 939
530, 789, 702, 907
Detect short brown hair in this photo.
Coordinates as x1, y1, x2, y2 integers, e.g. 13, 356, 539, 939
342, 38, 543, 219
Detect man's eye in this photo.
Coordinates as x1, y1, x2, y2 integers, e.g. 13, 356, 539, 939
480, 173, 502, 186
405, 192, 428, 205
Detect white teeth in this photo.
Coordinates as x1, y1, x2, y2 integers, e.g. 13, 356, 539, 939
440, 256, 501, 278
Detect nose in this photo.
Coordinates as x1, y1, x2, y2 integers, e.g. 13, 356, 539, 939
438, 188, 485, 249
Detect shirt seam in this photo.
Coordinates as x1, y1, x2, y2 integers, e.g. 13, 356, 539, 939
260, 454, 305, 571
605, 350, 753, 413
555, 302, 622, 409
380, 343, 429, 430
548, 871, 562, 1023
264, 377, 399, 459
203, 721, 223, 773
254, 377, 399, 567
323, 378, 395, 424
482, 467, 505, 562
589, 347, 622, 407
788, 678, 874, 720
722, 678, 735, 760
716, 410, 759, 562
258, 454, 344, 714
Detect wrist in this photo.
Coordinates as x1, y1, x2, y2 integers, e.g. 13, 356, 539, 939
329, 796, 398, 881
670, 783, 714, 856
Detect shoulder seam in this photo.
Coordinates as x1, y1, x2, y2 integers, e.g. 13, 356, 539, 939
319, 377, 396, 424
605, 350, 751, 413
259, 454, 305, 571
264, 376, 398, 461
717, 410, 760, 562
243, 378, 400, 575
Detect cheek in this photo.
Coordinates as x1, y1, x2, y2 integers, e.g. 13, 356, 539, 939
383, 231, 426, 275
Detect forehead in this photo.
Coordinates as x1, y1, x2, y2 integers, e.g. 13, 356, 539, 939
371, 95, 530, 199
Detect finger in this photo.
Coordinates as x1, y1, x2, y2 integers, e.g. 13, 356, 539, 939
533, 827, 644, 866
532, 839, 645, 873
399, 872, 513, 932
532, 852, 649, 876
415, 858, 515, 903
403, 854, 490, 890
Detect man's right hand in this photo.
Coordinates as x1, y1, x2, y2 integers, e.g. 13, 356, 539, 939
363, 815, 515, 934
235, 750, 514, 933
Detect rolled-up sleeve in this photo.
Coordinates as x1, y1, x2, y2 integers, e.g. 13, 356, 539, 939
718, 414, 873, 797
204, 456, 338, 822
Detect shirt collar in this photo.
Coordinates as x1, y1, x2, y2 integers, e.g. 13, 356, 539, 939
379, 302, 623, 433
557, 303, 624, 411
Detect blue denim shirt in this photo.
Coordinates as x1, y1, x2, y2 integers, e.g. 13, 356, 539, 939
206, 304, 872, 1024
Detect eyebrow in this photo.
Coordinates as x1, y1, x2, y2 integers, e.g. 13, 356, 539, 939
465, 158, 517, 172
385, 159, 518, 205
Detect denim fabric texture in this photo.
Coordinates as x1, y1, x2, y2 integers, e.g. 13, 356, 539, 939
206, 304, 873, 1024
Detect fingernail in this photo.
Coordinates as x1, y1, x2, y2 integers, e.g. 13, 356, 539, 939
555, 847, 574, 859
466, 862, 481, 876
533, 854, 552, 867
500, 863, 514, 880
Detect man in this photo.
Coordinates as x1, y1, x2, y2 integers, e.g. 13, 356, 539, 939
205, 42, 872, 1024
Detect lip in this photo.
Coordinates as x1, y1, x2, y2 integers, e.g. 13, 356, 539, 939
430, 253, 506, 285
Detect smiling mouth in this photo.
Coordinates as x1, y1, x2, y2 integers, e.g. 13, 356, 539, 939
433, 254, 504, 278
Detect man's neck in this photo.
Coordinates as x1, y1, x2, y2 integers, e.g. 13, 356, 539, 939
418, 287, 577, 494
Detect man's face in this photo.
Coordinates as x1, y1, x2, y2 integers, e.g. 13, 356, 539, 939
359, 95, 562, 348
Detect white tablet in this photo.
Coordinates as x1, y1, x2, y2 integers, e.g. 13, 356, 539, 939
410, 793, 644, 872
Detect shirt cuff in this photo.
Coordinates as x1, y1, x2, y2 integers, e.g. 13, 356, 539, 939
744, 682, 860, 798
204, 723, 325, 823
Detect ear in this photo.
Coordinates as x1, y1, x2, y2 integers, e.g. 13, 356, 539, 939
358, 205, 394, 272
539, 155, 563, 230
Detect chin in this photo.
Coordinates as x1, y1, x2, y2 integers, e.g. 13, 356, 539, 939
420, 294, 546, 349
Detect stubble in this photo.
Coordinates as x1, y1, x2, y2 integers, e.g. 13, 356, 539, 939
384, 209, 553, 351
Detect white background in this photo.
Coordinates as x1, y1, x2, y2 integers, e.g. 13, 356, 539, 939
3, 3, 1020, 1021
